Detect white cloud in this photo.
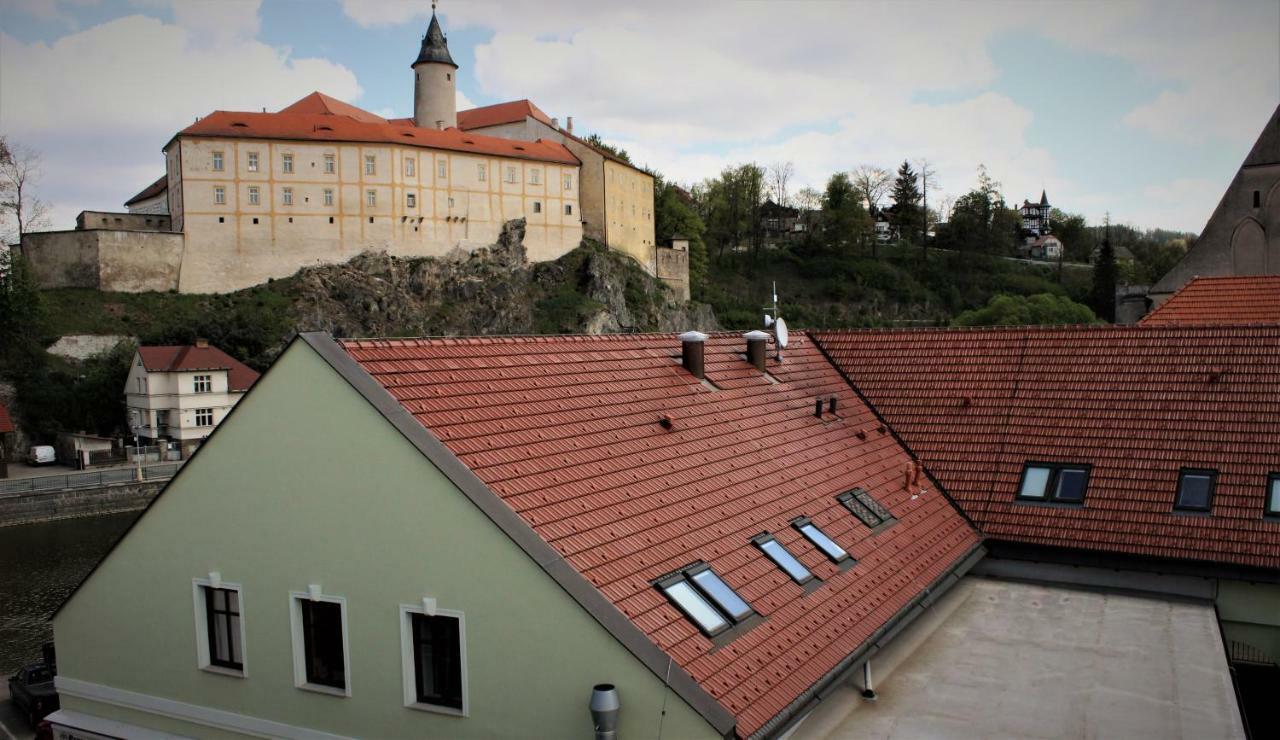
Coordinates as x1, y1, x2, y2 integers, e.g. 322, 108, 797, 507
340, 0, 432, 28
0, 9, 360, 229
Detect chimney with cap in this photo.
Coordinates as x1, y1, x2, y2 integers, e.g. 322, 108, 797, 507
195, 338, 209, 348
744, 330, 769, 372
680, 331, 708, 379
567, 116, 574, 133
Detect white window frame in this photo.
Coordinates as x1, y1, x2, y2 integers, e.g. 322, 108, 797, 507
192, 576, 247, 678
282, 154, 294, 174
289, 590, 351, 697
248, 186, 260, 206
195, 408, 214, 427
365, 155, 376, 176
323, 189, 334, 206
529, 168, 541, 185
193, 374, 212, 393
247, 152, 259, 172
324, 154, 335, 174
399, 603, 468, 716
505, 166, 517, 184
438, 160, 447, 178
282, 187, 293, 206
477, 164, 486, 182
214, 186, 225, 205
405, 158, 415, 177
212, 152, 224, 172
564, 174, 572, 191
367, 190, 377, 207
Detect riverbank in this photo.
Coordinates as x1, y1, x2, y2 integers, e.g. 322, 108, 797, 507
0, 481, 160, 529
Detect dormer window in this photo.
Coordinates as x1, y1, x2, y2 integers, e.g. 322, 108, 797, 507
752, 533, 813, 584
1017, 463, 1089, 505
656, 563, 753, 637
1175, 468, 1216, 512
791, 517, 849, 562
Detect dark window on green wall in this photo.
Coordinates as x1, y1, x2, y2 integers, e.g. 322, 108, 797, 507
203, 587, 242, 670
411, 613, 463, 710
300, 600, 345, 689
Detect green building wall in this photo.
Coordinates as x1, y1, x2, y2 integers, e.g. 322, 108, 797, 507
53, 341, 719, 739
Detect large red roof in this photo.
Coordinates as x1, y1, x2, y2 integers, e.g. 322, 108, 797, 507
138, 345, 260, 392
1141, 275, 1280, 325
0, 402, 13, 434
812, 325, 1280, 571
341, 332, 979, 736
177, 94, 579, 166
457, 99, 556, 131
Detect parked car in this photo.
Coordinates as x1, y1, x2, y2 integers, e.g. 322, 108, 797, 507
8, 663, 58, 727
26, 446, 55, 465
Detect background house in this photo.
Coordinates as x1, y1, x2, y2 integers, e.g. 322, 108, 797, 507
125, 341, 260, 456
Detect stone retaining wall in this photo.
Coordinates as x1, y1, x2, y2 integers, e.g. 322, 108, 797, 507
0, 481, 162, 528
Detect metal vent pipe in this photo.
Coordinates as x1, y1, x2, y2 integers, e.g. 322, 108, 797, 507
680, 331, 708, 379
744, 330, 769, 372
590, 683, 620, 740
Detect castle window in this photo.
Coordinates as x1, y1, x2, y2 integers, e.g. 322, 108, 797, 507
477, 164, 486, 182
324, 154, 335, 174
533, 201, 542, 214
407, 193, 417, 208
247, 152, 259, 172
283, 187, 293, 206
564, 174, 572, 191
438, 161, 447, 178
448, 197, 455, 208
505, 167, 518, 184
1255, 191, 1262, 208
367, 190, 377, 207
282, 154, 294, 174
212, 152, 224, 171
565, 204, 573, 216
329, 217, 334, 224
446, 72, 451, 81
214, 187, 225, 205
248, 186, 260, 206
529, 168, 541, 185
405, 158, 416, 177
323, 189, 334, 207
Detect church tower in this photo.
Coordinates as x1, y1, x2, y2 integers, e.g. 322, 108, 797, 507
412, 4, 457, 129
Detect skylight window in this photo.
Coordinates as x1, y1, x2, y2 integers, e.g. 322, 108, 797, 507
1016, 463, 1090, 505
837, 488, 896, 528
656, 563, 753, 637
1175, 468, 1216, 512
752, 534, 813, 584
792, 517, 849, 562
1267, 473, 1280, 518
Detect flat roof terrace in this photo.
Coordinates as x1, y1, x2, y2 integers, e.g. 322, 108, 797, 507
791, 577, 1244, 739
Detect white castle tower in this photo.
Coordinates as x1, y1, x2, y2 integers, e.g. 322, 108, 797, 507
412, 4, 457, 129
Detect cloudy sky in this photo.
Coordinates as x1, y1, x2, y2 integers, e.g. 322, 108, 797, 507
2, 0, 1277, 233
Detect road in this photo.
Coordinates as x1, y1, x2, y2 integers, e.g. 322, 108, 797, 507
0, 685, 37, 740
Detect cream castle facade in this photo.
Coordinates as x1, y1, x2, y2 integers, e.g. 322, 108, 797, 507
21, 10, 671, 296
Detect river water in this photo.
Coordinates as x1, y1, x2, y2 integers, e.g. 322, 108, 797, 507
0, 512, 139, 675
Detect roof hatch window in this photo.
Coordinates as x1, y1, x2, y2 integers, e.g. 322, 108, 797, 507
656, 563, 753, 637
1016, 463, 1090, 505
1266, 473, 1280, 518
792, 517, 849, 562
837, 488, 896, 527
752, 534, 813, 584
1175, 469, 1216, 512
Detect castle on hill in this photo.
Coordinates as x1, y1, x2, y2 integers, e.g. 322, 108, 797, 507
21, 10, 686, 297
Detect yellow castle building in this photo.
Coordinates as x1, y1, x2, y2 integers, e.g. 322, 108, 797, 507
22, 10, 674, 296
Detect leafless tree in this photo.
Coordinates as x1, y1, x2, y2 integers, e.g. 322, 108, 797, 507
914, 157, 939, 253
793, 186, 822, 212
767, 161, 794, 208
0, 137, 52, 245
851, 165, 891, 212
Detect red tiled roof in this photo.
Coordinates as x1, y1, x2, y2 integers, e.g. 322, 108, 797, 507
1140, 275, 1280, 326
457, 99, 555, 131
138, 345, 261, 392
341, 332, 979, 736
176, 94, 580, 166
0, 402, 13, 434
812, 325, 1280, 571
124, 175, 167, 207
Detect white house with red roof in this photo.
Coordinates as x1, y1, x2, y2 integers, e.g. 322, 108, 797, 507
125, 340, 260, 454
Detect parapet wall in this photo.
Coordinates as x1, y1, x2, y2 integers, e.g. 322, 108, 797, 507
21, 229, 184, 292
77, 210, 172, 232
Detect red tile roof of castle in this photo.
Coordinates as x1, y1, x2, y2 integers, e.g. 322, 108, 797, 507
0, 402, 13, 434
1140, 275, 1280, 326
175, 93, 580, 166
138, 345, 261, 392
812, 325, 1280, 572
340, 332, 981, 737
456, 99, 556, 131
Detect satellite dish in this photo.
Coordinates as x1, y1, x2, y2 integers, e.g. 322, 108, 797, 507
763, 315, 775, 328
775, 318, 790, 348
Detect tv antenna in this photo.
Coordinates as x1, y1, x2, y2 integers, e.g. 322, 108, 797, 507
762, 281, 788, 362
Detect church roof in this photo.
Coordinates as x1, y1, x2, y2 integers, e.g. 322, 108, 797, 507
174, 93, 580, 166
413, 11, 457, 68
457, 99, 556, 131
1243, 102, 1280, 167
